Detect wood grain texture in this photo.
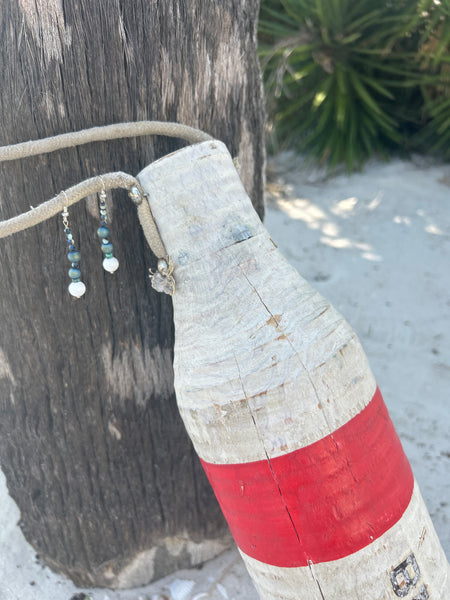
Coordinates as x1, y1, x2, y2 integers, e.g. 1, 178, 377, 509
0, 0, 264, 588
138, 141, 450, 599
139, 142, 376, 464
241, 483, 450, 599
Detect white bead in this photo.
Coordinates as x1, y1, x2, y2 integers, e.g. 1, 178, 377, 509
103, 257, 119, 273
68, 281, 86, 298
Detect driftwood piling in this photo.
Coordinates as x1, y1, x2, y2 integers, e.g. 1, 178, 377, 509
138, 141, 450, 599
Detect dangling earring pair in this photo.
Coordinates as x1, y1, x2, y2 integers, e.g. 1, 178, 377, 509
62, 191, 119, 298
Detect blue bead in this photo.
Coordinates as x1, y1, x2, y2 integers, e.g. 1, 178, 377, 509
69, 267, 81, 279
68, 251, 81, 262
101, 242, 113, 255
97, 226, 110, 238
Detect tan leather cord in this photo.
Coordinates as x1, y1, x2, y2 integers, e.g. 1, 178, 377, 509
135, 200, 167, 259
0, 121, 213, 258
0, 172, 139, 235
0, 121, 212, 162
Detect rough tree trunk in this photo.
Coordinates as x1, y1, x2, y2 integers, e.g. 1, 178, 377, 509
0, 0, 265, 589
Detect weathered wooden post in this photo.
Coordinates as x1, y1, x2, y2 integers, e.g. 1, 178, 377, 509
138, 140, 450, 599
0, 0, 265, 588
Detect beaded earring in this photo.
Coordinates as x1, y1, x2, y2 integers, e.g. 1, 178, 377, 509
97, 190, 119, 273
62, 206, 86, 298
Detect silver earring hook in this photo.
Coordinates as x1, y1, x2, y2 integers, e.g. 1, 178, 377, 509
97, 175, 107, 201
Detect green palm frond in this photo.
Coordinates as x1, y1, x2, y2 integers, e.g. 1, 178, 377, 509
259, 0, 450, 169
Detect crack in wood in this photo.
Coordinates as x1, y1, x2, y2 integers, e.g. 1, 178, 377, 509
232, 351, 308, 564
308, 560, 327, 600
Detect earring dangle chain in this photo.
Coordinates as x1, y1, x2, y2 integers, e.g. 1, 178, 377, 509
97, 190, 119, 273
62, 206, 86, 298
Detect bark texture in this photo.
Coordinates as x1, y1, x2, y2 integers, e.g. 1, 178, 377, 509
0, 0, 265, 589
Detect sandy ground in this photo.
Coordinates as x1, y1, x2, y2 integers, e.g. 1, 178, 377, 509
1, 155, 449, 600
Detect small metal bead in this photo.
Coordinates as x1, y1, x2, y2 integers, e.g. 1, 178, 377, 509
128, 186, 143, 205
158, 258, 168, 272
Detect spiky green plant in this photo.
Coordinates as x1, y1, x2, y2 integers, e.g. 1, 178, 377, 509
259, 0, 427, 170
416, 0, 450, 157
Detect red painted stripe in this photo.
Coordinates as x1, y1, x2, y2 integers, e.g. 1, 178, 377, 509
200, 388, 414, 567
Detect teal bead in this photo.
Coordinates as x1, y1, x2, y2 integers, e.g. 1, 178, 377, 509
101, 242, 113, 255
97, 226, 110, 238
105, 253, 114, 258
69, 267, 81, 280
68, 251, 81, 262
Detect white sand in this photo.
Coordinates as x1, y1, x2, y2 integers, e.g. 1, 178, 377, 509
1, 155, 449, 599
